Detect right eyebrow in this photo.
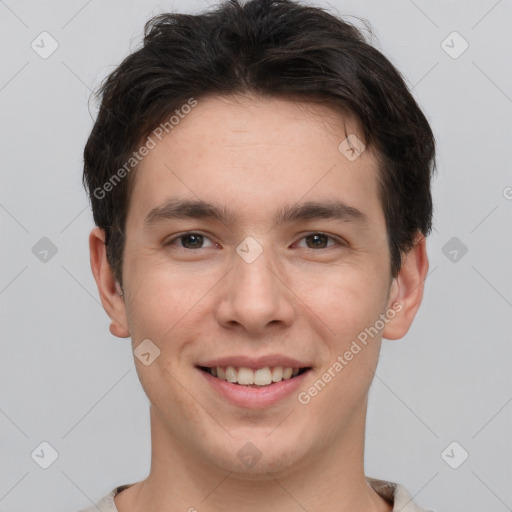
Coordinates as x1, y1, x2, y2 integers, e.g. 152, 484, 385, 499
144, 199, 236, 227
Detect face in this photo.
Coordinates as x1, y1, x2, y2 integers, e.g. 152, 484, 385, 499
92, 94, 426, 478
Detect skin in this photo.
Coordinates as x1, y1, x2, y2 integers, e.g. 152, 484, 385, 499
90, 93, 428, 512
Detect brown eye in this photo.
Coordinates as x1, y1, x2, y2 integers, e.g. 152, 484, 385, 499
295, 233, 340, 249
305, 233, 329, 248
180, 233, 204, 249
166, 232, 216, 249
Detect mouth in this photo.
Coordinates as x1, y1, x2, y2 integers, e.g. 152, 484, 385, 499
197, 365, 311, 387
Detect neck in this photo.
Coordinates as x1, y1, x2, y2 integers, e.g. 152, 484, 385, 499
115, 405, 391, 512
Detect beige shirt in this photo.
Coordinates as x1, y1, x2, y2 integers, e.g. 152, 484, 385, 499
78, 477, 432, 511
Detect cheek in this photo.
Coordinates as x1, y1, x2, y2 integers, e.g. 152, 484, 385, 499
124, 258, 209, 340
294, 266, 388, 344
297, 275, 385, 423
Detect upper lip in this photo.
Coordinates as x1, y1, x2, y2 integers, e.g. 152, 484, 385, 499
197, 355, 310, 369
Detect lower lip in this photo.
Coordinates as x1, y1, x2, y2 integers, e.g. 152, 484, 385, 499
199, 368, 310, 408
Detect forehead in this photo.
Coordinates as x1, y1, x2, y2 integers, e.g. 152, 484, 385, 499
127, 94, 384, 231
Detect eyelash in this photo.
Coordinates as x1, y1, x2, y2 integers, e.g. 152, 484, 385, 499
164, 232, 345, 250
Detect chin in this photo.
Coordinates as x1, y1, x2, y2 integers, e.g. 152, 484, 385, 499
199, 429, 307, 478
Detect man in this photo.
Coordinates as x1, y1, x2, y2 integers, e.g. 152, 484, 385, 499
80, 0, 435, 510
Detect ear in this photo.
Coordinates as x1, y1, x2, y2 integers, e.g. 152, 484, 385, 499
89, 227, 130, 338
382, 232, 429, 340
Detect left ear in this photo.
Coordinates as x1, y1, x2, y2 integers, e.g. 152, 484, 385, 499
382, 232, 429, 340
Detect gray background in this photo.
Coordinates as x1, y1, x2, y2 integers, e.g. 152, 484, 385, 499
1, 0, 511, 511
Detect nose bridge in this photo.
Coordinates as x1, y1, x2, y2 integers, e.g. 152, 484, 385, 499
233, 236, 281, 302
217, 236, 295, 331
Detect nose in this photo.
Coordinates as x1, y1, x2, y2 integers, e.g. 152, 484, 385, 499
214, 243, 296, 335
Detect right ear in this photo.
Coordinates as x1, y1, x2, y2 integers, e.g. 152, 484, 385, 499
89, 227, 130, 338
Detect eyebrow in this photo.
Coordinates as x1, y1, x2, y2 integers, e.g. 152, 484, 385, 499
143, 198, 368, 228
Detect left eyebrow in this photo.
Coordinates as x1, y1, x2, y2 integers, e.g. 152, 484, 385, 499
274, 200, 368, 228
143, 198, 369, 229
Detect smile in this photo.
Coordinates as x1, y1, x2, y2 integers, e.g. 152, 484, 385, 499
198, 365, 309, 386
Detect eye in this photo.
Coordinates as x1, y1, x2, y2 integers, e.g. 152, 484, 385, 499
294, 232, 343, 249
164, 232, 344, 251
165, 232, 217, 250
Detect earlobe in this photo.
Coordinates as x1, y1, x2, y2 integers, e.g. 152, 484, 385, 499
382, 233, 429, 340
89, 227, 130, 338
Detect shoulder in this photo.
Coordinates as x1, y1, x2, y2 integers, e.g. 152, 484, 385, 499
367, 476, 435, 512
75, 484, 132, 512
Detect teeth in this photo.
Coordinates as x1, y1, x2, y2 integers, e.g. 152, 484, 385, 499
282, 367, 293, 380
208, 365, 302, 385
254, 367, 272, 385
225, 366, 237, 383
271, 366, 283, 382
237, 367, 254, 385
